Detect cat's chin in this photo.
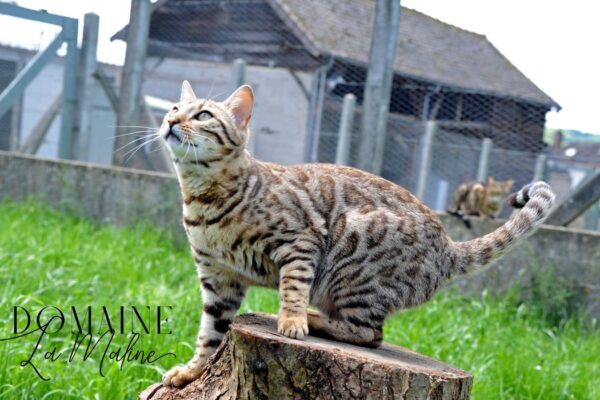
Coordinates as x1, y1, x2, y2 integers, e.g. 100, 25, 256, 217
164, 130, 182, 143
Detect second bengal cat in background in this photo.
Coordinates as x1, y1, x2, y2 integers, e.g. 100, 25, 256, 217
447, 177, 514, 227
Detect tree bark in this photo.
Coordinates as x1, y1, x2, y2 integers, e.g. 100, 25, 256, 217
140, 313, 472, 400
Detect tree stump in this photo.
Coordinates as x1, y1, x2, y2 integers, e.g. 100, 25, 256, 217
140, 313, 472, 400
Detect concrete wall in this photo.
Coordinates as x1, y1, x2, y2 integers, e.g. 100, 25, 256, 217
0, 150, 183, 234
440, 214, 600, 317
1, 151, 598, 317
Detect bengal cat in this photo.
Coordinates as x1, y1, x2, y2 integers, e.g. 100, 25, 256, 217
447, 177, 515, 228
161, 81, 555, 387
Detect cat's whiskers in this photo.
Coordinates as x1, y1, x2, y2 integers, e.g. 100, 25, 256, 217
114, 133, 161, 154
120, 137, 159, 159
208, 89, 231, 102
205, 79, 216, 101
119, 134, 162, 163
182, 136, 193, 161
191, 141, 203, 166
110, 125, 156, 129
122, 137, 162, 165
110, 130, 158, 139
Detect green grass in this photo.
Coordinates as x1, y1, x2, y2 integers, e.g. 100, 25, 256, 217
0, 200, 598, 399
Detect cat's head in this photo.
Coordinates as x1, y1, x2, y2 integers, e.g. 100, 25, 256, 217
486, 177, 514, 203
160, 81, 253, 165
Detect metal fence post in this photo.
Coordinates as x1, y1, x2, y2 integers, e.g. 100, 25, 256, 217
232, 58, 246, 91
306, 65, 329, 162
58, 17, 79, 159
113, 0, 152, 167
358, 0, 401, 174
533, 154, 547, 181
75, 13, 99, 162
476, 138, 492, 182
335, 93, 356, 166
416, 120, 436, 200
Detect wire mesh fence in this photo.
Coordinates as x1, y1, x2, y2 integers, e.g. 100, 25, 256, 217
314, 64, 600, 229
131, 0, 598, 228
313, 62, 595, 219
2, 0, 598, 229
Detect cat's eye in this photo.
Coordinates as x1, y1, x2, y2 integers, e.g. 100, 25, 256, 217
196, 111, 213, 121
172, 106, 179, 112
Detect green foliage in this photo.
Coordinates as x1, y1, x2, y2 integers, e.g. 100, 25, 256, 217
515, 261, 589, 330
0, 201, 598, 399
385, 289, 598, 400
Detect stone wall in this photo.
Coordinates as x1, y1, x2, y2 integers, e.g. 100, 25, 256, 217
1, 151, 598, 316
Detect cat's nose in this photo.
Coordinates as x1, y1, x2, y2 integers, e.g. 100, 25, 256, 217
167, 118, 179, 127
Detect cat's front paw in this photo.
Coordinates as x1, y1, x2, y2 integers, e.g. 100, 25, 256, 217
278, 315, 308, 339
162, 364, 202, 387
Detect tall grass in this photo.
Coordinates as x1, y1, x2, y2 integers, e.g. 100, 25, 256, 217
0, 200, 597, 399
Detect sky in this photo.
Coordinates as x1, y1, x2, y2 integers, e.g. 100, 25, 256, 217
1, 0, 599, 134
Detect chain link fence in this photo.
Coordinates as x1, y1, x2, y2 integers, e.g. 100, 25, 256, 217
314, 63, 599, 227
3, 0, 597, 229
128, 0, 598, 229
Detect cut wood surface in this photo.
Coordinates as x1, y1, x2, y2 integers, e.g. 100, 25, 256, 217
140, 313, 472, 400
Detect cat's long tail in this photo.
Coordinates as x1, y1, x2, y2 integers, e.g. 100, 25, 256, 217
448, 181, 555, 275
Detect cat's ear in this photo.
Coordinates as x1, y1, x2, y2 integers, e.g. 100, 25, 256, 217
504, 179, 515, 190
487, 176, 495, 185
225, 85, 254, 129
180, 80, 196, 102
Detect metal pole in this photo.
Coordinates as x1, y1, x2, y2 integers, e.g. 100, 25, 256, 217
58, 17, 79, 159
476, 138, 492, 182
335, 93, 356, 165
75, 13, 99, 162
533, 154, 547, 182
232, 58, 246, 91
113, 0, 152, 167
303, 69, 320, 162
416, 120, 436, 200
358, 0, 401, 174
303, 58, 333, 163
0, 32, 65, 119
309, 66, 327, 162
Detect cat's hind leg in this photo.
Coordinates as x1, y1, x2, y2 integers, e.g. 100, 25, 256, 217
306, 282, 386, 348
307, 308, 384, 348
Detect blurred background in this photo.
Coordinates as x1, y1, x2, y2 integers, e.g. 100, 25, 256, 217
0, 2, 599, 398
0, 0, 598, 230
